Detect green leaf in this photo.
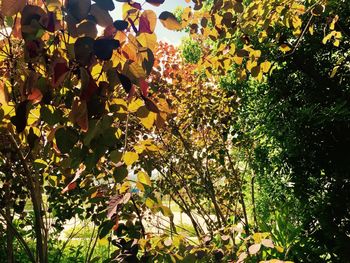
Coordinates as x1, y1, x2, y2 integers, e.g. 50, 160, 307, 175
55, 127, 79, 154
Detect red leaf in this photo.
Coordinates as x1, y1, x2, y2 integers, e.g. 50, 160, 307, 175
103, 24, 117, 38
130, 2, 142, 9
80, 75, 99, 101
113, 217, 119, 231
139, 79, 149, 97
53, 60, 69, 86
128, 85, 136, 102
28, 88, 43, 104
139, 14, 152, 34
62, 165, 85, 194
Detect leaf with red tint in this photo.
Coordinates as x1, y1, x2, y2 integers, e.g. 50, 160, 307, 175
159, 11, 182, 30
104, 24, 117, 38
139, 13, 152, 34
130, 2, 142, 10
0, 81, 9, 105
107, 192, 131, 219
113, 218, 119, 231
25, 40, 41, 58
53, 60, 70, 86
127, 85, 136, 102
28, 88, 43, 104
146, 0, 165, 6
62, 165, 85, 194
139, 79, 149, 97
70, 99, 89, 132
80, 75, 99, 101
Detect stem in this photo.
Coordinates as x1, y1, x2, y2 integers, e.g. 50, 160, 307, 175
131, 197, 146, 238
8, 132, 47, 263
0, 210, 36, 263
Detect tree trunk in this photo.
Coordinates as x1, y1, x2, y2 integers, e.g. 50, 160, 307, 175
5, 183, 14, 263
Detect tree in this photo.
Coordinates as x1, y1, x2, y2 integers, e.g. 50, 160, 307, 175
0, 1, 179, 262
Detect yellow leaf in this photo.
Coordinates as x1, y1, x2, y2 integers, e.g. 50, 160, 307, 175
137, 171, 152, 186
0, 81, 9, 106
123, 151, 139, 166
135, 182, 145, 192
137, 33, 158, 51
140, 112, 157, 130
145, 197, 155, 208
330, 66, 339, 78
160, 205, 173, 217
275, 245, 284, 253
128, 99, 143, 113
120, 181, 130, 193
279, 44, 291, 53
128, 62, 147, 79
261, 61, 272, 73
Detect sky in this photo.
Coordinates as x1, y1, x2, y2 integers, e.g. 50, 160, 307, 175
112, 0, 193, 46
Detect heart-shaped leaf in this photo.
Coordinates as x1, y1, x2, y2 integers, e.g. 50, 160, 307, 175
118, 73, 132, 93
55, 127, 79, 154
66, 0, 91, 22
10, 100, 30, 133
74, 37, 94, 66
113, 20, 129, 31
159, 11, 182, 30
92, 0, 115, 11
146, 0, 165, 6
93, 38, 120, 60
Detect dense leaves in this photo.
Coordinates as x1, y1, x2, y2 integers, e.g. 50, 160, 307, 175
0, 0, 348, 262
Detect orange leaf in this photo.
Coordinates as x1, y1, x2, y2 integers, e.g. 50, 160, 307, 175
28, 88, 43, 104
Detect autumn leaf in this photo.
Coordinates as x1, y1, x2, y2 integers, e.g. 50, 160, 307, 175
113, 20, 129, 31
123, 151, 139, 166
0, 81, 9, 106
146, 0, 165, 6
159, 11, 182, 31
139, 10, 157, 34
118, 73, 132, 94
94, 38, 120, 61
69, 99, 89, 132
1, 0, 26, 17
137, 171, 152, 186
10, 100, 30, 133
90, 4, 113, 27
28, 88, 43, 104
107, 192, 131, 219
248, 243, 261, 255
139, 79, 149, 97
